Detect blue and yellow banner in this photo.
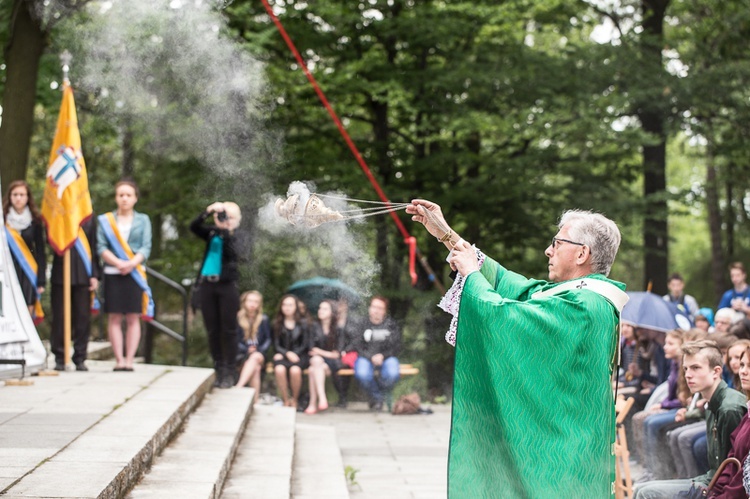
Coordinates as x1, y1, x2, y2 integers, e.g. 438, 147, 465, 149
41, 83, 93, 255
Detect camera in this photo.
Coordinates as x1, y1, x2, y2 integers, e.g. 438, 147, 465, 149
217, 211, 228, 222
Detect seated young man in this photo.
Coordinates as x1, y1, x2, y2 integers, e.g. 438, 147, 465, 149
353, 296, 401, 412
708, 344, 750, 498
634, 339, 747, 499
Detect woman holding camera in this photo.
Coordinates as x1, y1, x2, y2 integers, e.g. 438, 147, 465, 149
190, 201, 243, 389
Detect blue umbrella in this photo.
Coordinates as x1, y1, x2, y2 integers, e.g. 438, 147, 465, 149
286, 277, 361, 313
621, 291, 691, 332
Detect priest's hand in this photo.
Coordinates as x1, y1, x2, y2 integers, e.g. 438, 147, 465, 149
450, 240, 479, 277
407, 199, 452, 240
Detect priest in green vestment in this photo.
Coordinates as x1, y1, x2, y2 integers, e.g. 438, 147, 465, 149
406, 200, 629, 499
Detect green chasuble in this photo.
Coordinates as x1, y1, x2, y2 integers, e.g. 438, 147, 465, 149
448, 256, 625, 499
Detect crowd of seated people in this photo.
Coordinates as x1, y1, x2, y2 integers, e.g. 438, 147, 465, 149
621, 263, 750, 497
234, 292, 403, 413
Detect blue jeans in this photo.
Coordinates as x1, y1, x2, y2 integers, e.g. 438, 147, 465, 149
693, 433, 709, 475
644, 409, 678, 472
354, 356, 400, 403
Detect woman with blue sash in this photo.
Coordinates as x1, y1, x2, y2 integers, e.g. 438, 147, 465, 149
190, 202, 244, 389
3, 180, 46, 320
97, 179, 152, 372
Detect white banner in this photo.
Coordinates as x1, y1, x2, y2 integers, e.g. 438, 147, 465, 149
0, 183, 46, 378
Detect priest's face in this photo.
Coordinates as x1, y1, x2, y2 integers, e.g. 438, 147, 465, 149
545, 223, 587, 282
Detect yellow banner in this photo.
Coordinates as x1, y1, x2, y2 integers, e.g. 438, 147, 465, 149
41, 83, 93, 255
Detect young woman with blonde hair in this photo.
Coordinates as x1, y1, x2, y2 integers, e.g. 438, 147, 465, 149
235, 290, 271, 401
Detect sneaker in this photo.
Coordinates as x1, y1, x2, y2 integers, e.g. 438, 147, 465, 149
54, 362, 65, 371
372, 401, 383, 413
75, 363, 89, 372
335, 399, 348, 409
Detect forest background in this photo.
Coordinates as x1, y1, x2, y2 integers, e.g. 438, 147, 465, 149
1, 0, 749, 397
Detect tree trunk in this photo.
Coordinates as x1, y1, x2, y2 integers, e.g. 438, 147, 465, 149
724, 164, 734, 258
121, 119, 135, 178
0, 0, 47, 183
705, 147, 726, 305
642, 124, 668, 295
638, 0, 670, 296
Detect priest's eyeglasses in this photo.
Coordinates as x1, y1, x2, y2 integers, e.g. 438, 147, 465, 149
551, 237, 585, 249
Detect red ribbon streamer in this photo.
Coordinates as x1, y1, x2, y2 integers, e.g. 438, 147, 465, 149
260, 0, 418, 286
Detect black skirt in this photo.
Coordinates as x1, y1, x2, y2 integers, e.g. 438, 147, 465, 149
273, 354, 310, 371
103, 274, 143, 314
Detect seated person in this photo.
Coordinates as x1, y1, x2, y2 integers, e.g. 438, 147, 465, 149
235, 290, 272, 402
634, 340, 747, 498
727, 339, 750, 390
272, 295, 311, 408
354, 296, 401, 412
305, 300, 343, 414
618, 322, 640, 389
640, 330, 689, 479
715, 308, 745, 334
708, 344, 750, 498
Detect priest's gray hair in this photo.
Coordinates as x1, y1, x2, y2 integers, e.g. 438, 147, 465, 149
559, 210, 621, 276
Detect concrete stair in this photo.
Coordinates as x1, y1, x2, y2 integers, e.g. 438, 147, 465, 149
127, 388, 255, 498
2, 360, 353, 499
220, 404, 296, 499
291, 423, 350, 499
1, 363, 214, 498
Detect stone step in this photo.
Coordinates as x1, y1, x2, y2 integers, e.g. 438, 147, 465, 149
127, 387, 255, 499
220, 404, 296, 499
1, 363, 214, 498
291, 423, 349, 499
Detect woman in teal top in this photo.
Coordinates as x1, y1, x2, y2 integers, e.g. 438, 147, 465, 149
190, 201, 243, 389
96, 179, 152, 372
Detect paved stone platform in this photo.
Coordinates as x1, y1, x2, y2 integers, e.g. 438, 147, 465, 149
1, 362, 452, 499
295, 403, 451, 499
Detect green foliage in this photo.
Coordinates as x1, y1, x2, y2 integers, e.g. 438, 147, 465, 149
344, 465, 360, 487
4, 0, 750, 395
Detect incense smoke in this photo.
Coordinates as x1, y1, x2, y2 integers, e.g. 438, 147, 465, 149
51, 0, 379, 295
258, 181, 379, 298
71, 0, 271, 178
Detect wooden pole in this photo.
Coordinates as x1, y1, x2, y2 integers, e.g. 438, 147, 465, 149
63, 249, 71, 367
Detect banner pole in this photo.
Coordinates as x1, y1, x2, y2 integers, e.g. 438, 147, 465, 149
63, 250, 71, 368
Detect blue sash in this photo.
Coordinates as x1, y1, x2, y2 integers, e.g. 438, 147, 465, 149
73, 228, 101, 314
98, 213, 154, 320
5, 226, 45, 323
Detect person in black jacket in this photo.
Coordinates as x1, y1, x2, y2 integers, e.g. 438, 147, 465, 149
190, 201, 243, 389
272, 294, 311, 408
3, 180, 46, 317
354, 296, 402, 412
50, 216, 101, 371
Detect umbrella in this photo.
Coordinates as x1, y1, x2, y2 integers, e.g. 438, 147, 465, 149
286, 277, 361, 313
621, 291, 692, 332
